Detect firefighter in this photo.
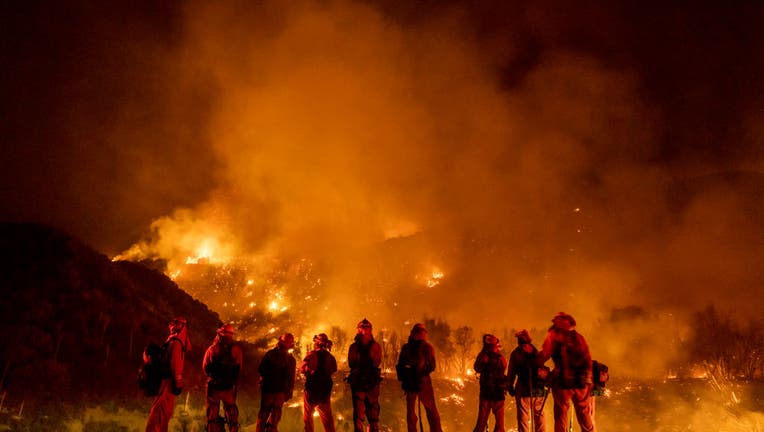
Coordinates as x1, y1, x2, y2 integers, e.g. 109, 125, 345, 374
537, 312, 596, 432
146, 316, 190, 432
256, 333, 297, 432
301, 333, 338, 432
472, 334, 507, 432
347, 318, 382, 432
397, 323, 443, 432
203, 323, 244, 432
507, 329, 545, 432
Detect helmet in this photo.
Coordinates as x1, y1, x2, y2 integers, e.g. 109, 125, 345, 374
411, 323, 427, 334
515, 329, 531, 344
217, 323, 235, 337
483, 333, 499, 346
313, 333, 333, 350
278, 333, 295, 349
551, 312, 576, 331
357, 318, 372, 330
169, 316, 187, 334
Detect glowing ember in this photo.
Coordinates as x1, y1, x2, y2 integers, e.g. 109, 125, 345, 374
440, 393, 466, 406
425, 267, 444, 288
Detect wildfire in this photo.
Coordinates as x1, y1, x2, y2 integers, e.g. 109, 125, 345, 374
445, 376, 466, 388
267, 298, 289, 313
440, 393, 466, 406
185, 240, 219, 264
423, 266, 444, 288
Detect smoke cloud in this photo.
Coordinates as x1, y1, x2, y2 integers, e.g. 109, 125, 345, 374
3, 1, 763, 378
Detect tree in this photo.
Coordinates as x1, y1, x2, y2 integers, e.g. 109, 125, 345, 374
423, 317, 455, 373
329, 326, 348, 361
686, 305, 764, 380
453, 326, 475, 374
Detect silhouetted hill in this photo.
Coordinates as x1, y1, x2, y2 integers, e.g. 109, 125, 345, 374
0, 222, 222, 412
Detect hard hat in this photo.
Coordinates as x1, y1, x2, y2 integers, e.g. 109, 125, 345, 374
278, 333, 295, 348
313, 333, 333, 350
483, 333, 499, 346
515, 329, 531, 344
217, 323, 235, 337
357, 318, 372, 329
551, 312, 576, 331
411, 323, 427, 334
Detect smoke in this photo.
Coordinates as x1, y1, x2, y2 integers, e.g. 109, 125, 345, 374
111, 1, 764, 377
4, 1, 763, 378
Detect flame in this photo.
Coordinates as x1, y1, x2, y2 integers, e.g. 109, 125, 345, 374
425, 266, 444, 288
440, 393, 466, 406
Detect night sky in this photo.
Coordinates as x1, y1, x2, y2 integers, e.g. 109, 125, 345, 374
1, 0, 764, 374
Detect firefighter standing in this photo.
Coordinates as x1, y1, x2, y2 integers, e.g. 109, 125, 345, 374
301, 333, 338, 432
397, 323, 443, 432
146, 316, 190, 432
203, 323, 244, 432
537, 312, 595, 432
347, 318, 383, 432
472, 334, 507, 432
507, 329, 545, 432
256, 333, 297, 432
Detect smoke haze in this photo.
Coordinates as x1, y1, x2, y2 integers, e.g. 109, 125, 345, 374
2, 1, 764, 378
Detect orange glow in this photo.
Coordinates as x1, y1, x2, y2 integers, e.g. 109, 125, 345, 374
425, 266, 444, 288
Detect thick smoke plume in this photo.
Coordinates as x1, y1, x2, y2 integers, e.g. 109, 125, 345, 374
3, 1, 763, 379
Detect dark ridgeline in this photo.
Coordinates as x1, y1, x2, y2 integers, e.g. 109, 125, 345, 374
0, 222, 237, 415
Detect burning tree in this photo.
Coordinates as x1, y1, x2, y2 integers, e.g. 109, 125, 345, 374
687, 305, 764, 380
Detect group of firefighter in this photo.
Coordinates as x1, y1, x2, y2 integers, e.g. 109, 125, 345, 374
145, 311, 601, 432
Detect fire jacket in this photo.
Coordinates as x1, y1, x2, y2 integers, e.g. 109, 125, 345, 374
538, 329, 593, 389
259, 346, 296, 394
301, 348, 338, 377
507, 344, 544, 397
203, 339, 244, 390
348, 337, 382, 371
473, 349, 507, 401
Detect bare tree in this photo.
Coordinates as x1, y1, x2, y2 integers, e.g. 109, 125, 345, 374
424, 317, 455, 373
453, 326, 475, 374
329, 325, 349, 363
687, 305, 764, 380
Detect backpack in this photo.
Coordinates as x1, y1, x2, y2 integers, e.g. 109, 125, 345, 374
592, 360, 609, 394
206, 342, 240, 390
554, 330, 591, 389
347, 341, 382, 392
478, 350, 507, 400
138, 337, 180, 396
396, 341, 422, 392
304, 350, 334, 404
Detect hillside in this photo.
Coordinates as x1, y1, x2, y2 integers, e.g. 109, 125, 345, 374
0, 222, 222, 414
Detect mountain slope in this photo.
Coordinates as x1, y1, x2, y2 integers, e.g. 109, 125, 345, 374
0, 222, 221, 410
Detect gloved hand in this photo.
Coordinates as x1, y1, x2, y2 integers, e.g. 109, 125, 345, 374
172, 379, 183, 395
507, 386, 516, 397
